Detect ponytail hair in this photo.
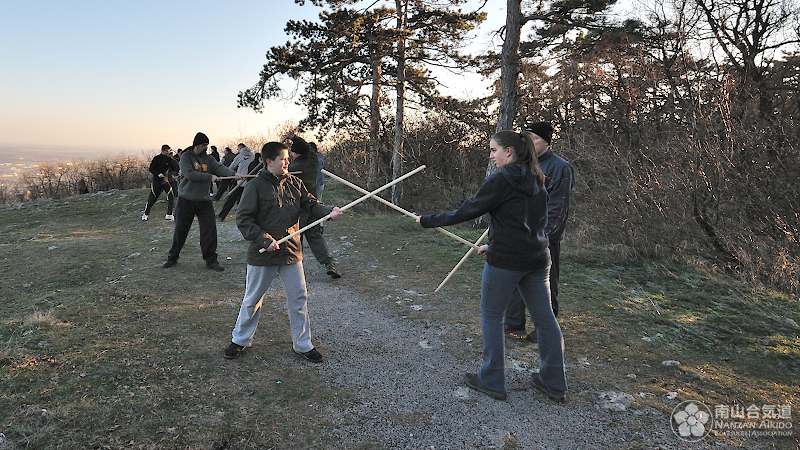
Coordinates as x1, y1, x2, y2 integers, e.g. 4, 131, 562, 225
491, 130, 545, 183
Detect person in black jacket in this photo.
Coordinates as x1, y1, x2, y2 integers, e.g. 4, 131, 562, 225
417, 130, 567, 403
504, 122, 574, 342
142, 144, 180, 221
287, 134, 341, 278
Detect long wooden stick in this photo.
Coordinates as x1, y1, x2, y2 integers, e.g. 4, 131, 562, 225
322, 169, 480, 251
259, 165, 426, 252
434, 228, 489, 293
219, 162, 264, 203
216, 174, 257, 180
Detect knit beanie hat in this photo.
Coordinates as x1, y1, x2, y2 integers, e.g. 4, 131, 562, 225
291, 137, 310, 156
524, 122, 553, 145
193, 132, 210, 146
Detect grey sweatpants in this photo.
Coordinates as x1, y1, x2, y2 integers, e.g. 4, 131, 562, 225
231, 263, 314, 353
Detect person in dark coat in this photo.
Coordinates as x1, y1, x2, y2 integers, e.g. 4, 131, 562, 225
142, 144, 180, 221
504, 122, 574, 342
286, 134, 341, 278
223, 141, 343, 362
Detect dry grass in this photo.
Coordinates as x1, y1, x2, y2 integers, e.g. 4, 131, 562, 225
0, 185, 798, 448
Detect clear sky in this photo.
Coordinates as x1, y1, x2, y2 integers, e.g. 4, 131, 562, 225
0, 1, 508, 159
0, 1, 327, 157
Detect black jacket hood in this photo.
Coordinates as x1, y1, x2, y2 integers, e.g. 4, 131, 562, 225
500, 163, 542, 196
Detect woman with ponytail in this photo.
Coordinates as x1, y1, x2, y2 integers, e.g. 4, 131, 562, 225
417, 130, 567, 402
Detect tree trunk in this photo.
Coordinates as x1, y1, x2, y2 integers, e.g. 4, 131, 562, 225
368, 55, 382, 185
487, 0, 522, 179
392, 0, 408, 206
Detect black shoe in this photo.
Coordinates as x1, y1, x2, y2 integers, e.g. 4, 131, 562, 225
464, 373, 507, 400
526, 330, 538, 343
504, 324, 526, 334
293, 347, 323, 363
207, 261, 225, 272
532, 375, 566, 403
162, 259, 177, 268
224, 342, 245, 360
325, 265, 341, 279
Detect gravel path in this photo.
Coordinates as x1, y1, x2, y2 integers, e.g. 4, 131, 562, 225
287, 262, 735, 450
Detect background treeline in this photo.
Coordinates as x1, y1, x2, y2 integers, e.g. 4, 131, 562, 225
0, 155, 149, 204
239, 0, 799, 296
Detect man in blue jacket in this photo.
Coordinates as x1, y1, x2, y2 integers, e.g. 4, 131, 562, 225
504, 122, 574, 342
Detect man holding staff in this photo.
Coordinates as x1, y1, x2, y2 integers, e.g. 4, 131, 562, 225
161, 132, 241, 272
224, 142, 343, 362
286, 132, 341, 278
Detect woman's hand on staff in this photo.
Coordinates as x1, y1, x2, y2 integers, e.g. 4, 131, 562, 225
234, 173, 243, 181
477, 244, 488, 257
329, 207, 343, 220
415, 216, 421, 224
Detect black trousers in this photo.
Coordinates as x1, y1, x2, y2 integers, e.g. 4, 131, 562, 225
504, 239, 561, 329
217, 187, 243, 221
213, 178, 232, 201
144, 176, 175, 215
167, 197, 218, 264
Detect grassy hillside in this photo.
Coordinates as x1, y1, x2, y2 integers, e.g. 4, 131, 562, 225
0, 186, 797, 448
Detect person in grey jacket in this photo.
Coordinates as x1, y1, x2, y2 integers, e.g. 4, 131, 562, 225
504, 122, 574, 342
223, 141, 342, 362
162, 132, 241, 272
216, 143, 254, 222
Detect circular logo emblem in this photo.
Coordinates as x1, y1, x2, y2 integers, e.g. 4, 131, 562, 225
671, 400, 712, 441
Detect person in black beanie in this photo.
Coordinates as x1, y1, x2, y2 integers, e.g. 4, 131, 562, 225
162, 132, 242, 272
504, 121, 574, 342
142, 144, 180, 221
286, 132, 341, 278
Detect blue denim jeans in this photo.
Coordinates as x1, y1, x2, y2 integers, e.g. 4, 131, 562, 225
478, 263, 567, 394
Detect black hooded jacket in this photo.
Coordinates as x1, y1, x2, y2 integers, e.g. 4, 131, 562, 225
419, 163, 551, 271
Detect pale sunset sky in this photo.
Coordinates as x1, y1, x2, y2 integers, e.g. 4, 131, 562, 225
0, 1, 512, 160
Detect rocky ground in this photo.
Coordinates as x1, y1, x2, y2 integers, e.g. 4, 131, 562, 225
276, 260, 757, 450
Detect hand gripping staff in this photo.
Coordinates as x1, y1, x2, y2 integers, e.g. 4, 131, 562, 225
321, 169, 480, 251
434, 228, 489, 293
259, 165, 426, 253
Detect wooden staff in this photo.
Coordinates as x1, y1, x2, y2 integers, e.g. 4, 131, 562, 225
434, 228, 489, 293
219, 162, 264, 203
216, 174, 257, 180
322, 169, 480, 251
259, 165, 426, 252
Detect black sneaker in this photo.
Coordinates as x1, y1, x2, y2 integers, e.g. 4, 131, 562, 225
325, 265, 341, 279
532, 375, 566, 403
504, 324, 526, 335
207, 261, 225, 272
162, 259, 177, 268
464, 373, 507, 400
293, 347, 323, 363
526, 330, 538, 343
224, 342, 245, 359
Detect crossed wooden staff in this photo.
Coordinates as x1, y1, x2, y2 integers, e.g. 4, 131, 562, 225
322, 169, 488, 292
259, 165, 426, 252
